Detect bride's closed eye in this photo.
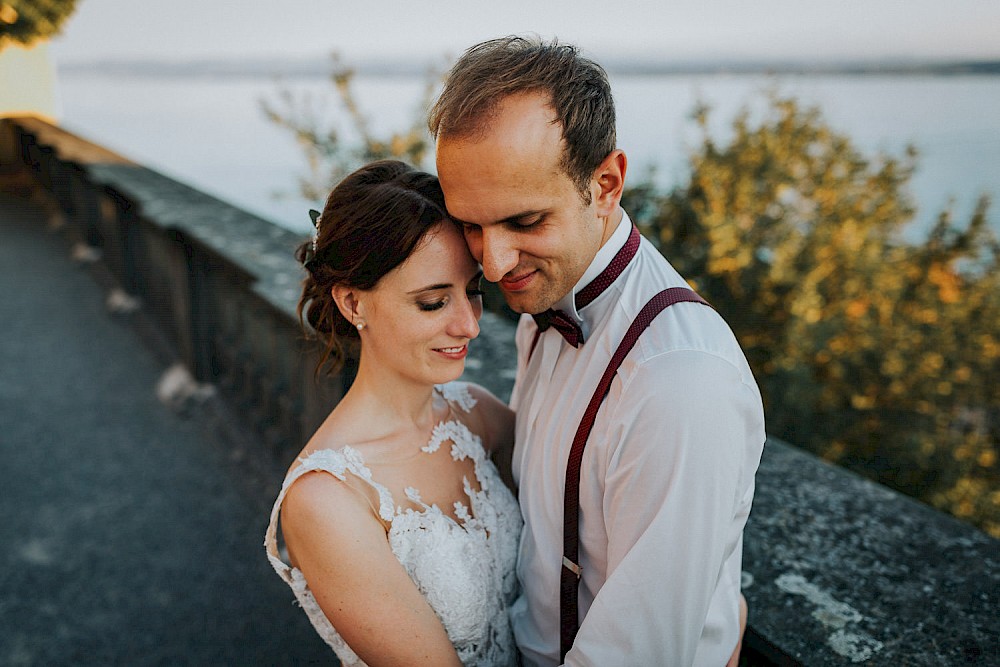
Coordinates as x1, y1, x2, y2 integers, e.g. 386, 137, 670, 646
418, 296, 449, 312
416, 272, 484, 312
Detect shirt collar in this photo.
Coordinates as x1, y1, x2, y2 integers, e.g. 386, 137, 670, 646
553, 208, 632, 327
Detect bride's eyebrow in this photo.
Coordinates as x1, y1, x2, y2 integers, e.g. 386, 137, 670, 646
407, 283, 452, 295
407, 271, 482, 295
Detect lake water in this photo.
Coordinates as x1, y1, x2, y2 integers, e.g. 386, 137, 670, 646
56, 70, 1000, 241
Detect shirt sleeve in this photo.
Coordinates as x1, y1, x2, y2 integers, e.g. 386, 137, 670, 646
564, 348, 765, 667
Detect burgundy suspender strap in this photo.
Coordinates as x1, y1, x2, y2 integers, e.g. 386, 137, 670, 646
559, 286, 711, 661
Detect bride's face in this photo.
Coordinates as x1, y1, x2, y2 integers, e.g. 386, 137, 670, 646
357, 221, 484, 386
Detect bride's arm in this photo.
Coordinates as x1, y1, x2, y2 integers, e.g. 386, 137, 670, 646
281, 471, 463, 667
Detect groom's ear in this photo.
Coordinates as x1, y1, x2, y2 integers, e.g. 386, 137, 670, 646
590, 149, 627, 217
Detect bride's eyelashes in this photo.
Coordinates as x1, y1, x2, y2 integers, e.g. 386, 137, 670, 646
418, 275, 485, 312
417, 293, 483, 312
418, 297, 448, 312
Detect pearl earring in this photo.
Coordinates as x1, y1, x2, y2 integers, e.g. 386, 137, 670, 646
356, 321, 364, 331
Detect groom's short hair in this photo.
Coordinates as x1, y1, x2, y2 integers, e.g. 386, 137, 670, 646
428, 35, 616, 196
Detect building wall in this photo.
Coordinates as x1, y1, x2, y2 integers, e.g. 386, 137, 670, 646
0, 41, 58, 121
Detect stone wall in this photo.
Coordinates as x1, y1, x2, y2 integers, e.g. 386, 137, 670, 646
4, 116, 997, 666
7, 116, 349, 453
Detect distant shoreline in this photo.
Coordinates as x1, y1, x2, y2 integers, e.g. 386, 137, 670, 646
58, 57, 1000, 79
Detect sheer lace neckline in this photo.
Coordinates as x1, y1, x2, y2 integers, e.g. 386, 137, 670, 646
300, 416, 486, 530
297, 382, 483, 527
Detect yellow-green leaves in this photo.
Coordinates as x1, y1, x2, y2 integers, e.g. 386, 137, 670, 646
628, 94, 999, 537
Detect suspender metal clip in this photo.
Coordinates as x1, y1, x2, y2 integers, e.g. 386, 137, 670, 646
562, 556, 582, 578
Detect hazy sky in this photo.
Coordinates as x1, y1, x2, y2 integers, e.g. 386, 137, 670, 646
50, 0, 1000, 65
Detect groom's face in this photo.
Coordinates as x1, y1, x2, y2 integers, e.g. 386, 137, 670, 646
436, 91, 609, 315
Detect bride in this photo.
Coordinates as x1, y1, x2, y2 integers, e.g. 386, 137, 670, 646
264, 160, 521, 666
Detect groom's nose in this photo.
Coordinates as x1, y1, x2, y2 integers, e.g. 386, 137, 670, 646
479, 227, 520, 283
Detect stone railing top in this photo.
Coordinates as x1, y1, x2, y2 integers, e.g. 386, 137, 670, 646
11, 116, 307, 317
13, 116, 134, 166
744, 438, 999, 666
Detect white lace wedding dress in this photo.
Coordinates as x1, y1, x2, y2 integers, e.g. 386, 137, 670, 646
264, 383, 522, 666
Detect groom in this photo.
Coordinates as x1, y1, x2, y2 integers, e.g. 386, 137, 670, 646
431, 37, 765, 666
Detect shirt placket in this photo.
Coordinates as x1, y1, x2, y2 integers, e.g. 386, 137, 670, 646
520, 331, 566, 454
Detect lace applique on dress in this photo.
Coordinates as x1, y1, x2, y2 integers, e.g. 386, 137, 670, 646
423, 419, 475, 454
264, 401, 521, 667
437, 381, 477, 413
297, 447, 395, 521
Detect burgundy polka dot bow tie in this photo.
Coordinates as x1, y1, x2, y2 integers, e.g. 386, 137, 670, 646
533, 309, 585, 347
532, 225, 641, 348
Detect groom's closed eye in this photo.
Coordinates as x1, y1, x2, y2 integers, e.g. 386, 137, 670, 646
454, 210, 547, 231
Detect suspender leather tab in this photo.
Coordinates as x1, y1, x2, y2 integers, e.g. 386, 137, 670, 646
559, 286, 711, 660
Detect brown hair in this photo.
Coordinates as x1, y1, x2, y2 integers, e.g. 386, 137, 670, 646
428, 35, 616, 196
296, 160, 449, 375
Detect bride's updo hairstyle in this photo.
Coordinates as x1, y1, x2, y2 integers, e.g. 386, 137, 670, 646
295, 160, 450, 375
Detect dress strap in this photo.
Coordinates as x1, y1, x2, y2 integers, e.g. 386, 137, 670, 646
263, 447, 396, 584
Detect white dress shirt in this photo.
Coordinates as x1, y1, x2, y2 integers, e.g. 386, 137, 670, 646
509, 211, 766, 666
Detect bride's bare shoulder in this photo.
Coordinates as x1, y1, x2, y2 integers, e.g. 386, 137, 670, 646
280, 453, 390, 572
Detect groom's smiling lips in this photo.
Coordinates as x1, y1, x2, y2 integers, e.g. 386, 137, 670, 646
499, 269, 537, 292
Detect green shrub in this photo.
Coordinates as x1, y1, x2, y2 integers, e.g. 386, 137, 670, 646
0, 0, 77, 49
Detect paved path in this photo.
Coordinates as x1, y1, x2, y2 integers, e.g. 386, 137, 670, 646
0, 191, 332, 664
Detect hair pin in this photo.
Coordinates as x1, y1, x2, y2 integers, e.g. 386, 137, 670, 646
303, 209, 322, 272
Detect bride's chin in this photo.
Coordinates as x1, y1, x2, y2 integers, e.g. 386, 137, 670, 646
433, 362, 466, 385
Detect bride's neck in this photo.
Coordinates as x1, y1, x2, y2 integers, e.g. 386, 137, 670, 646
343, 362, 438, 433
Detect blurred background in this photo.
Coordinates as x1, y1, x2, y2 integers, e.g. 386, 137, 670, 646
23, 0, 1000, 238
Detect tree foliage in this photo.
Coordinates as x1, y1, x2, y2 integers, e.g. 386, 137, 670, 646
0, 0, 78, 49
625, 96, 1000, 536
260, 54, 436, 201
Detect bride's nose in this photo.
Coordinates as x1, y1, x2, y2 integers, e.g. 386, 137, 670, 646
449, 293, 481, 340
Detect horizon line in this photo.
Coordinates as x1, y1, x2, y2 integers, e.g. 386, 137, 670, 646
56, 55, 1000, 78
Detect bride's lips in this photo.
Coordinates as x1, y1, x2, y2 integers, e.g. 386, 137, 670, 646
434, 344, 468, 360
499, 270, 536, 293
